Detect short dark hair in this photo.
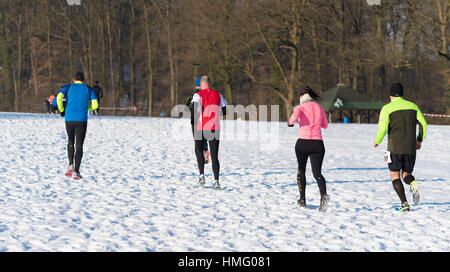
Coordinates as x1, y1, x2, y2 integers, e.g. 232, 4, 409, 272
389, 82, 404, 97
74, 71, 85, 81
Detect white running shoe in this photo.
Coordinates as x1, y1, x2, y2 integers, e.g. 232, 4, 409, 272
197, 175, 205, 187
214, 180, 221, 191
319, 194, 330, 212
410, 180, 420, 204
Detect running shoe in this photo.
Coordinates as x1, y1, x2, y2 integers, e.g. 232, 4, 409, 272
319, 194, 330, 212
214, 180, 221, 191
197, 174, 206, 187
72, 171, 83, 180
65, 165, 74, 177
398, 202, 410, 212
410, 180, 420, 204
297, 198, 306, 208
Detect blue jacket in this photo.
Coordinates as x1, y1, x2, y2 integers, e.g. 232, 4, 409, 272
57, 82, 98, 122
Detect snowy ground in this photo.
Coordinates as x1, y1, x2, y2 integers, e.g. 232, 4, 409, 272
0, 112, 448, 252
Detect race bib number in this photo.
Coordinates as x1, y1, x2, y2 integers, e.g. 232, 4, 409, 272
384, 151, 392, 164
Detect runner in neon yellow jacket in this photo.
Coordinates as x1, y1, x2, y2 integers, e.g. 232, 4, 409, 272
374, 97, 427, 155
374, 83, 427, 211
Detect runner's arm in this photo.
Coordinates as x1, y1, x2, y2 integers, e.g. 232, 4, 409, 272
220, 94, 228, 116
184, 93, 194, 107
88, 87, 99, 111
416, 107, 427, 142
56, 85, 70, 112
191, 93, 202, 115
89, 99, 99, 111
374, 106, 389, 145
57, 93, 65, 112
288, 106, 300, 127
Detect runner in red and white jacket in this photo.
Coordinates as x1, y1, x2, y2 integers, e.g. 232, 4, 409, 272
191, 75, 227, 190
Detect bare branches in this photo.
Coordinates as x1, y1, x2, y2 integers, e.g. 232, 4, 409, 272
0, 0, 447, 117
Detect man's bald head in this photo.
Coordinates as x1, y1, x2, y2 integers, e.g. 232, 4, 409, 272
200, 75, 210, 90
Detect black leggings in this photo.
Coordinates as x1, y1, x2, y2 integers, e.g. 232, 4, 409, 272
66, 121, 87, 172
295, 139, 327, 199
191, 124, 208, 151
194, 130, 220, 180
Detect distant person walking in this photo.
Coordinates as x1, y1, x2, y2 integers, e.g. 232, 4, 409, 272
184, 78, 210, 164
92, 81, 103, 115
374, 83, 427, 211
57, 71, 99, 180
288, 86, 330, 212
191, 75, 227, 190
48, 93, 57, 114
44, 95, 51, 114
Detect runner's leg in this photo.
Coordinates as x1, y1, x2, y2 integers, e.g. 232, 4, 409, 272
295, 139, 309, 200
208, 139, 220, 181
74, 123, 87, 173
309, 141, 327, 196
195, 137, 207, 176
66, 122, 76, 166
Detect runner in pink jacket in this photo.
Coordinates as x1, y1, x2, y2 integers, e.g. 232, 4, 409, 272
288, 97, 328, 140
288, 86, 330, 212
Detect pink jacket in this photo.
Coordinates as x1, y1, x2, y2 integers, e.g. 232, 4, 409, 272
288, 101, 328, 140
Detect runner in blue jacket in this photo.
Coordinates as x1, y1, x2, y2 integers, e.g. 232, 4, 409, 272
57, 71, 98, 180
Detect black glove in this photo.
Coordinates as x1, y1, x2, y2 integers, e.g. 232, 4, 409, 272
60, 111, 65, 117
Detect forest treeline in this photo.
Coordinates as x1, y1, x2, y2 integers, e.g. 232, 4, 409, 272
0, 0, 448, 120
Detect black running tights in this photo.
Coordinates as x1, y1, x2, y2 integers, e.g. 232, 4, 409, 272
66, 121, 87, 172
195, 136, 220, 181
295, 139, 327, 199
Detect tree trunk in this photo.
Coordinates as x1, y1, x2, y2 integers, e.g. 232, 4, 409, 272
107, 9, 116, 115
143, 0, 154, 117
0, 10, 14, 111
436, 0, 448, 60
46, 0, 52, 87
27, 25, 39, 97
87, 2, 94, 85
166, 7, 176, 106
129, 4, 137, 107
15, 15, 22, 111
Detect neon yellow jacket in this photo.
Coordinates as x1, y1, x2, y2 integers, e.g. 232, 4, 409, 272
375, 97, 427, 154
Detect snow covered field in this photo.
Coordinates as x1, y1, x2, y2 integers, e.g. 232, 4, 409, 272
0, 112, 448, 252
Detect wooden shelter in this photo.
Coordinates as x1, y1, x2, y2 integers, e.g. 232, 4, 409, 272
319, 84, 386, 123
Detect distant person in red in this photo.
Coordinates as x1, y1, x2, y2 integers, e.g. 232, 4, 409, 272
48, 93, 57, 114
191, 75, 227, 190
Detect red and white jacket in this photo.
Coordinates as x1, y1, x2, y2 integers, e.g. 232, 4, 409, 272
191, 88, 227, 131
